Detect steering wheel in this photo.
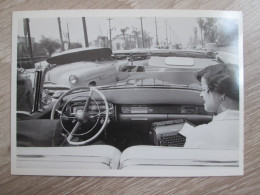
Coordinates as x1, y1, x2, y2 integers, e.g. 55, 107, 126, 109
51, 87, 109, 145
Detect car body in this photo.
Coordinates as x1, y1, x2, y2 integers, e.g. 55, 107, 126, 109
15, 49, 239, 173
43, 47, 129, 88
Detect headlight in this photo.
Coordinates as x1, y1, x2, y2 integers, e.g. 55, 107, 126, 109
69, 75, 77, 84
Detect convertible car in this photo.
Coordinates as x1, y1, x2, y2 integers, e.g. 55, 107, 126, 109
42, 47, 130, 88
14, 48, 239, 175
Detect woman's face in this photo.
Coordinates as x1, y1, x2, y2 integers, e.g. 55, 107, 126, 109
200, 77, 220, 113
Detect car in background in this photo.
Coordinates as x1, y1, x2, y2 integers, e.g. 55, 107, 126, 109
205, 43, 218, 53
205, 43, 218, 58
44, 47, 128, 89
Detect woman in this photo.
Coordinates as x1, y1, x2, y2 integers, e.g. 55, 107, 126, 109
179, 63, 240, 149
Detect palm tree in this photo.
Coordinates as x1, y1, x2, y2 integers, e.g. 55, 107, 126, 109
197, 18, 205, 46
131, 29, 140, 49
120, 27, 129, 50
193, 27, 198, 47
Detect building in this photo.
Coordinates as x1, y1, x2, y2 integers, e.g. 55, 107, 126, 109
112, 34, 146, 51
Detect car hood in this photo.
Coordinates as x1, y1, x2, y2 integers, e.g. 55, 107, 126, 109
44, 61, 116, 84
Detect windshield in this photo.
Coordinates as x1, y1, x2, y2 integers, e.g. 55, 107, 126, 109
101, 53, 219, 89
42, 52, 220, 91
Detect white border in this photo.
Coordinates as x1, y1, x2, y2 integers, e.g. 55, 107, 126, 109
11, 9, 244, 177
13, 9, 242, 19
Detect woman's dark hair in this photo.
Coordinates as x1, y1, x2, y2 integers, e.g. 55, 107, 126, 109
196, 63, 239, 101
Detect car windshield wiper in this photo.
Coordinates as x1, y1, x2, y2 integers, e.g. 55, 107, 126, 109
141, 84, 188, 88
98, 83, 200, 91
98, 82, 136, 89
144, 84, 202, 91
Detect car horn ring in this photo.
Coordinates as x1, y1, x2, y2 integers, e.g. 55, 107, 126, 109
60, 95, 101, 136
51, 87, 109, 145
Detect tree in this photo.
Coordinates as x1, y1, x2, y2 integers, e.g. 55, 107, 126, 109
203, 18, 218, 43
197, 17, 239, 47
39, 36, 61, 56
197, 18, 205, 45
142, 31, 152, 48
131, 29, 140, 48
33, 42, 48, 56
193, 27, 198, 46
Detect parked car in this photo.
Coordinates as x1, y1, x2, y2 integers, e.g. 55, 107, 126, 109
15, 49, 239, 173
205, 43, 218, 58
205, 43, 218, 53
43, 47, 128, 88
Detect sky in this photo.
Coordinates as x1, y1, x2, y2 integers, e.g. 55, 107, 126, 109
17, 16, 200, 48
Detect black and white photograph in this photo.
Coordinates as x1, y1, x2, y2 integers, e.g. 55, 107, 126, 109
12, 9, 243, 177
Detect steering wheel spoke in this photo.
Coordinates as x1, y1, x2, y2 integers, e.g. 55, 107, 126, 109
83, 89, 94, 112
55, 109, 62, 115
67, 121, 82, 141
51, 87, 109, 146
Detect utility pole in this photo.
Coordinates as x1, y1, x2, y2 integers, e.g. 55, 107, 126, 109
140, 17, 145, 48
82, 17, 89, 47
120, 27, 128, 50
155, 17, 159, 46
172, 29, 176, 45
215, 21, 218, 44
67, 22, 71, 49
25, 18, 34, 65
107, 18, 112, 50
165, 20, 168, 46
57, 17, 65, 51
132, 28, 139, 48
170, 26, 172, 44
23, 19, 28, 51
129, 35, 132, 49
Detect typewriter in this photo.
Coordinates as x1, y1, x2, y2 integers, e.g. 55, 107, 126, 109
149, 119, 187, 147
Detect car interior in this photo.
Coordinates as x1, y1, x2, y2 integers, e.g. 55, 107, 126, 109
16, 81, 239, 170
17, 76, 212, 148
15, 52, 239, 171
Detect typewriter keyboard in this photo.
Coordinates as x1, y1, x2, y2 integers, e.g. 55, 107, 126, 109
160, 134, 186, 147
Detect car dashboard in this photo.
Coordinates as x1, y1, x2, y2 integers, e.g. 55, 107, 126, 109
65, 99, 212, 126
68, 100, 115, 116
119, 104, 211, 124
19, 87, 214, 149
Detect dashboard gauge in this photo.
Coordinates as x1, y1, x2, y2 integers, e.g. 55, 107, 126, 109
130, 107, 148, 113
